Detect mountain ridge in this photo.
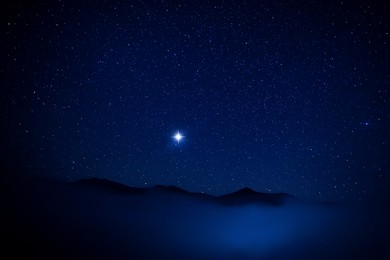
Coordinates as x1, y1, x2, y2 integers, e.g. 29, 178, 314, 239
72, 177, 297, 206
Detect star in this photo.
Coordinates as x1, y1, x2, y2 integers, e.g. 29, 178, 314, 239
173, 131, 184, 143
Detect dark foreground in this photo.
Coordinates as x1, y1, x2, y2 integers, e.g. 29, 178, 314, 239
1, 177, 389, 259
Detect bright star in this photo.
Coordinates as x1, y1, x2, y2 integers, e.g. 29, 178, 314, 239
173, 131, 184, 143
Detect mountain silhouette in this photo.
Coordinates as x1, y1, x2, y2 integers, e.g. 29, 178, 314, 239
219, 187, 296, 206
71, 178, 295, 206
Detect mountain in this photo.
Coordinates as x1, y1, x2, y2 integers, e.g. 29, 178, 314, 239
71, 178, 296, 206
219, 187, 296, 206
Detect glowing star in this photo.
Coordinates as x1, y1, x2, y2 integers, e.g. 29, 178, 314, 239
173, 131, 184, 143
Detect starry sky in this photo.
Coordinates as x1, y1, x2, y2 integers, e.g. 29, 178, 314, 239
2, 0, 389, 202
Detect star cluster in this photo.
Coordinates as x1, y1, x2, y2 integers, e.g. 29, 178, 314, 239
2, 0, 389, 201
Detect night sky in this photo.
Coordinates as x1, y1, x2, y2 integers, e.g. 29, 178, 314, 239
2, 0, 389, 202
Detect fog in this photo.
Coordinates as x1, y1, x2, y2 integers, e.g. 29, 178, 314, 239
2, 178, 389, 259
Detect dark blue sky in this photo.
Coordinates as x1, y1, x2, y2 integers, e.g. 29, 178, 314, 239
2, 0, 389, 201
